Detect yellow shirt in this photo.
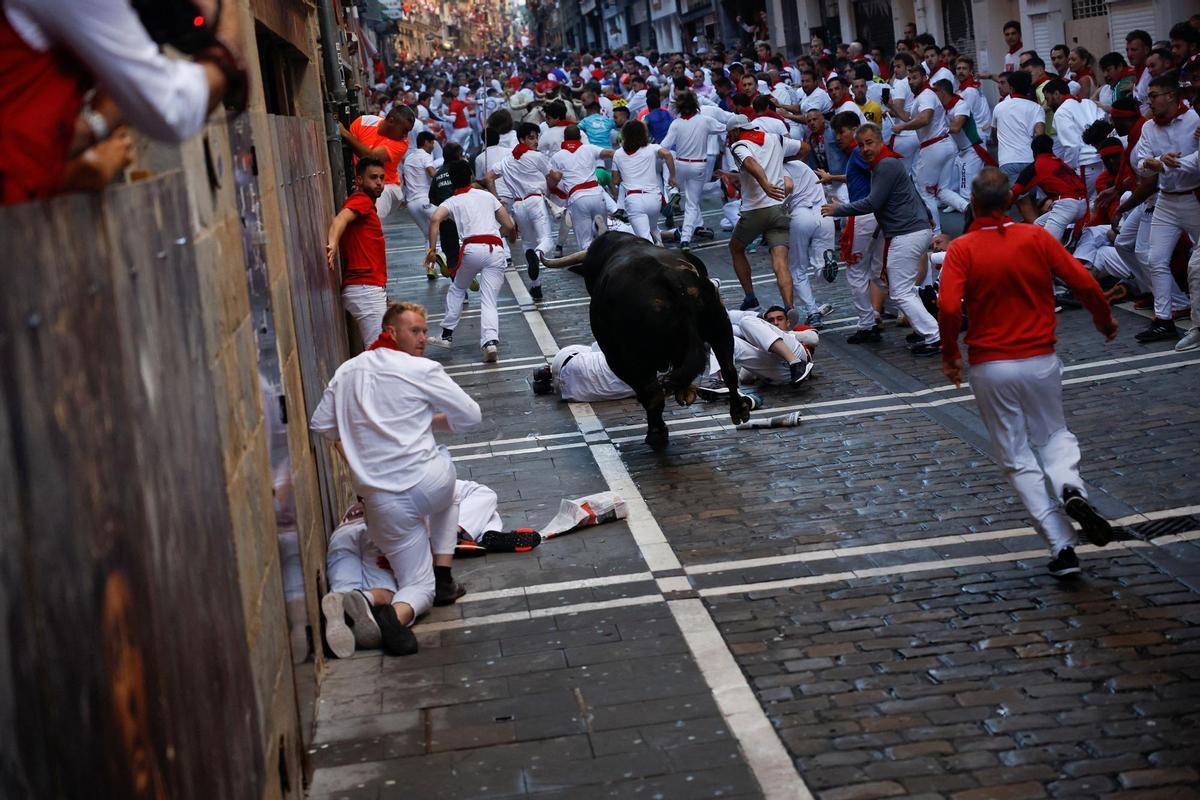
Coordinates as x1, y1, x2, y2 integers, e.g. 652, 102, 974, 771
858, 99, 884, 125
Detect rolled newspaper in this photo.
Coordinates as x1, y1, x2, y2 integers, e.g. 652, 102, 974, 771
737, 411, 802, 430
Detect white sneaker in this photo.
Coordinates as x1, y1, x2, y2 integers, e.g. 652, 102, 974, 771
1176, 327, 1200, 352
817, 302, 835, 316
343, 590, 381, 649
320, 592, 355, 659
427, 336, 452, 349
482, 339, 499, 362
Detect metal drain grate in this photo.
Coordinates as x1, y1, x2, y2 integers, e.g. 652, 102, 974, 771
1127, 514, 1199, 541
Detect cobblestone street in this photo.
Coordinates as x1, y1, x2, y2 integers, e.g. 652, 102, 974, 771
308, 206, 1200, 800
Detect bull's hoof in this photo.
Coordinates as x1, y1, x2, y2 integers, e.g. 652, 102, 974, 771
729, 394, 753, 426
645, 427, 670, 450
675, 385, 698, 406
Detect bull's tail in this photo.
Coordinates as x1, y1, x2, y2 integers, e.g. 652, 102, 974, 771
662, 325, 708, 404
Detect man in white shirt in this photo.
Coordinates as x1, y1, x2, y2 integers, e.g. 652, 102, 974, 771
797, 70, 832, 115
310, 302, 481, 654
954, 57, 992, 135
660, 91, 727, 249
828, 75, 866, 125
1043, 79, 1103, 198
427, 162, 519, 360
1131, 75, 1200, 343
923, 45, 956, 89
890, 67, 967, 232
727, 115, 800, 318
486, 122, 562, 301
402, 131, 440, 256
991, 70, 1046, 184
551, 127, 615, 251
889, 53, 921, 177
783, 155, 837, 327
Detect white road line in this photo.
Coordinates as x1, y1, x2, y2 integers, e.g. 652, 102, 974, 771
418, 594, 664, 633
460, 571, 656, 604
502, 267, 810, 800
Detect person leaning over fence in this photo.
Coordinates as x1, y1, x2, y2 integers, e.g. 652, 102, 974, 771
0, 0, 249, 205
310, 302, 480, 656
326, 157, 389, 348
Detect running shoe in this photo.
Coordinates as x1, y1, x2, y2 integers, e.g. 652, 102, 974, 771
482, 340, 499, 363
804, 311, 824, 329
320, 592, 355, 659
433, 577, 467, 606
342, 590, 381, 649
846, 327, 882, 344
470, 277, 480, 292
436, 251, 450, 278
531, 365, 554, 395
1176, 327, 1200, 352
821, 249, 839, 282
739, 294, 760, 312
370, 604, 419, 656
427, 330, 453, 349
789, 361, 814, 384
910, 341, 941, 357
1048, 547, 1081, 577
695, 374, 730, 400
525, 248, 540, 280
530, 285, 544, 301
1135, 319, 1180, 343
480, 529, 543, 552
1062, 487, 1112, 547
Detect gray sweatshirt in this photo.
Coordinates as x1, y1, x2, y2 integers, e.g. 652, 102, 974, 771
830, 157, 931, 238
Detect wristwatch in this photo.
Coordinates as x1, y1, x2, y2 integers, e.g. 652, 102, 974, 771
83, 108, 109, 145
196, 39, 249, 113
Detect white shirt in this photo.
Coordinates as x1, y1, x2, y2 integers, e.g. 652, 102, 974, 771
310, 350, 481, 495
495, 149, 554, 198
700, 104, 734, 155
959, 85, 992, 132
928, 66, 956, 91
475, 143, 515, 198
993, 96, 1045, 166
456, 480, 502, 540
441, 187, 503, 239
613, 145, 665, 192
1133, 109, 1200, 193
402, 148, 435, 203
834, 98, 867, 125
730, 131, 792, 210
1052, 97, 1103, 168
555, 344, 633, 402
551, 144, 605, 198
799, 87, 832, 115
5, 0, 209, 143
783, 159, 826, 209
771, 83, 796, 108
754, 115, 789, 136
661, 114, 726, 160
913, 88, 948, 143
539, 124, 568, 154
627, 89, 648, 117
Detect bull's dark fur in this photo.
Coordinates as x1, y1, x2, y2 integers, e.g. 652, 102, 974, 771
567, 231, 751, 449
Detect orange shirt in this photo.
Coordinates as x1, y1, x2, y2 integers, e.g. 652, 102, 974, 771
349, 115, 408, 185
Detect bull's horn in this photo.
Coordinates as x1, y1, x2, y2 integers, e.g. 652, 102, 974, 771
540, 249, 588, 268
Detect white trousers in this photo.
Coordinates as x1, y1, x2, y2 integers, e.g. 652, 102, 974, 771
441, 243, 507, 345
886, 228, 939, 343
1078, 161, 1102, 201
341, 283, 387, 347
1146, 192, 1200, 320
457, 480, 502, 541
916, 138, 967, 232
1188, 242, 1200, 329
844, 214, 885, 331
1074, 227, 1134, 283
892, 131, 920, 178
327, 519, 397, 596
954, 147, 985, 201
406, 200, 438, 250
676, 159, 709, 242
625, 191, 662, 243
449, 125, 472, 150
1113, 201, 1155, 294
511, 195, 552, 288
787, 206, 836, 315
1034, 197, 1086, 242
727, 310, 817, 383
970, 354, 1084, 554
567, 191, 609, 251
361, 451, 458, 617
375, 183, 405, 222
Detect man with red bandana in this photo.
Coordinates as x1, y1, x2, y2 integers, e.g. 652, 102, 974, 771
938, 167, 1117, 579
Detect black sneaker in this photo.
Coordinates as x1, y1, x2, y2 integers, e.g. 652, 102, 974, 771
739, 294, 760, 312
789, 360, 814, 384
910, 341, 942, 357
433, 577, 466, 606
531, 366, 554, 395
695, 226, 715, 240
918, 285, 939, 317
695, 374, 730, 401
846, 327, 881, 344
370, 604, 419, 656
821, 249, 839, 283
680, 241, 690, 252
905, 331, 923, 344
1048, 546, 1082, 578
1135, 319, 1180, 343
1062, 487, 1112, 547
525, 248, 540, 281
529, 285, 543, 301
480, 529, 543, 552
611, 208, 631, 224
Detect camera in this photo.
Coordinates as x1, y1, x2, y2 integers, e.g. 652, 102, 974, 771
131, 0, 220, 55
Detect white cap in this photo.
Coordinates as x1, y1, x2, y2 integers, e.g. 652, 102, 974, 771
725, 114, 753, 132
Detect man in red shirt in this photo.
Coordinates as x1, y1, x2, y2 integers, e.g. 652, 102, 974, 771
340, 105, 415, 223
327, 157, 389, 347
938, 168, 1119, 577
1011, 134, 1088, 242
447, 86, 474, 151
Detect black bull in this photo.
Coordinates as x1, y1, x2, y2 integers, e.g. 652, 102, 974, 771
542, 231, 752, 449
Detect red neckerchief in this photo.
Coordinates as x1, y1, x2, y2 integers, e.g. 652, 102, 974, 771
1008, 41, 1023, 55
1034, 73, 1051, 86
453, 186, 474, 195
679, 112, 696, 119
512, 142, 531, 159
942, 94, 962, 110
958, 74, 981, 90
841, 139, 859, 155
1133, 63, 1147, 83
368, 331, 403, 351
738, 130, 766, 146
928, 61, 945, 75
561, 139, 584, 152
915, 82, 931, 96
969, 212, 1016, 232
1153, 101, 1192, 127
1114, 66, 1136, 84
1074, 67, 1094, 80
868, 143, 901, 167
756, 109, 784, 120
551, 119, 571, 127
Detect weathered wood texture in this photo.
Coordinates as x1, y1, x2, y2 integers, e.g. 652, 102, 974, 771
0, 177, 263, 799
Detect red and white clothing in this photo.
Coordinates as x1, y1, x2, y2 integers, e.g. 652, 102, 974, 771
662, 112, 726, 243
402, 147, 439, 251
944, 94, 993, 201
721, 310, 819, 384
993, 96, 1044, 169
551, 142, 609, 250
438, 187, 509, 345
957, 77, 992, 133
833, 97, 867, 125
538, 120, 571, 154
1003, 44, 1023, 73
1012, 153, 1088, 241
350, 115, 410, 220
613, 144, 668, 242
475, 143, 515, 202
912, 86, 967, 229
1051, 97, 1104, 197
339, 191, 388, 345
494, 145, 554, 286
937, 215, 1112, 556
784, 160, 836, 318
1132, 106, 1200, 321
310, 345, 480, 617
552, 343, 634, 402
889, 76, 920, 177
